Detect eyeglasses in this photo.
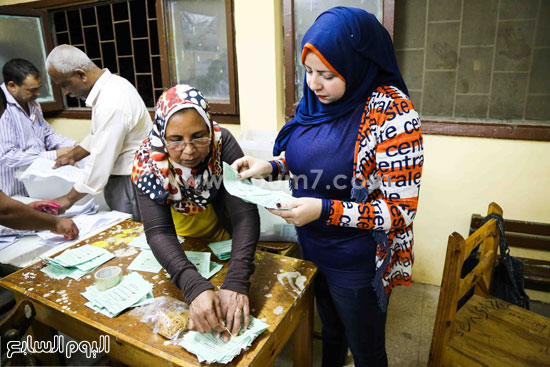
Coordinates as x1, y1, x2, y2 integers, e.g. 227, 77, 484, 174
164, 137, 211, 151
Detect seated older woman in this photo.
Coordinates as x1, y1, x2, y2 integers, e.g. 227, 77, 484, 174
132, 85, 259, 339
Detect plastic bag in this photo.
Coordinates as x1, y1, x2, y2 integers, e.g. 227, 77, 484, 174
129, 296, 190, 340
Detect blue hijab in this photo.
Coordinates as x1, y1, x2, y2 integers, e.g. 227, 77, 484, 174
273, 6, 408, 155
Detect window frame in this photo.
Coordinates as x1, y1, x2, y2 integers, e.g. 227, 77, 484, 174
163, 0, 239, 116
6, 0, 240, 125
0, 6, 64, 112
282, 0, 550, 141
283, 0, 394, 120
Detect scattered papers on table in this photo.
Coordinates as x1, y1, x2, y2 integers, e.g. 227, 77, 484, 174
82, 272, 154, 317
128, 250, 163, 273
127, 233, 151, 250
184, 251, 223, 279
205, 261, 223, 279
40, 244, 114, 280
0, 226, 35, 238
179, 316, 269, 364
37, 211, 132, 245
222, 162, 294, 209
0, 235, 19, 251
208, 239, 231, 260
60, 199, 99, 217
185, 251, 211, 275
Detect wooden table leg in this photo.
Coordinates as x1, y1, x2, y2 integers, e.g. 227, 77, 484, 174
292, 286, 313, 367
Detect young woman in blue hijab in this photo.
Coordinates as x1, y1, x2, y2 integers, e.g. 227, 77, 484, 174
234, 7, 423, 366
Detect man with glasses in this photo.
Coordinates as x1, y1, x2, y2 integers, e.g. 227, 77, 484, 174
0, 58, 75, 196
46, 45, 152, 220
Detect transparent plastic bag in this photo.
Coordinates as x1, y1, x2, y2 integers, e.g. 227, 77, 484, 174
129, 296, 190, 340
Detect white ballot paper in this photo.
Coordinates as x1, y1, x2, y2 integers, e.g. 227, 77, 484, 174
37, 211, 132, 244
128, 250, 163, 273
81, 272, 154, 317
19, 157, 84, 183
222, 162, 294, 209
127, 233, 151, 250
179, 316, 269, 364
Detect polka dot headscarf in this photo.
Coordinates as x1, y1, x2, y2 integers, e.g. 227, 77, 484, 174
132, 84, 223, 215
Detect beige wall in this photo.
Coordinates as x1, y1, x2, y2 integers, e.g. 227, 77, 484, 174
7, 0, 550, 300
233, 0, 285, 134
414, 135, 550, 301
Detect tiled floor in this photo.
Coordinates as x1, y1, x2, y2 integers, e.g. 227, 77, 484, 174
273, 281, 440, 367
274, 281, 550, 367
2, 280, 549, 366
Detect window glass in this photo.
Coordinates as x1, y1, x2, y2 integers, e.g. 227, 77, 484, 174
166, 0, 230, 103
50, 0, 162, 108
293, 0, 383, 101
0, 14, 55, 103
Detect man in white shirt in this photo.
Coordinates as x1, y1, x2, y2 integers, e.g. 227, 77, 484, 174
0, 59, 75, 196
46, 45, 152, 221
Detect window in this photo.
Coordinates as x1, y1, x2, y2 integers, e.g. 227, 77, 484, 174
393, 0, 550, 140
2, 0, 239, 123
283, 0, 389, 119
50, 0, 165, 109
165, 0, 238, 115
0, 8, 63, 112
283, 0, 550, 140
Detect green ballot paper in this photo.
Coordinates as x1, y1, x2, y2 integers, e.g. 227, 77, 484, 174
222, 162, 294, 209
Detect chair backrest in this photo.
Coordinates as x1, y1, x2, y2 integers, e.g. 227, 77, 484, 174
470, 214, 550, 251
428, 202, 502, 367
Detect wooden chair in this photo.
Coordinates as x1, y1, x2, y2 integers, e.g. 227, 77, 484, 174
0, 300, 37, 366
470, 214, 550, 292
428, 203, 550, 367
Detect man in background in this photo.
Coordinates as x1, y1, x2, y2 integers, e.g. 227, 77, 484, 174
46, 45, 152, 221
0, 58, 75, 196
0, 88, 78, 240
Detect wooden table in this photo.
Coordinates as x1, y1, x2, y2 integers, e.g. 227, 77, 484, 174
0, 220, 317, 366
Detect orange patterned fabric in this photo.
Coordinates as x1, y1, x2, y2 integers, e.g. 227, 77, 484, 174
327, 85, 423, 296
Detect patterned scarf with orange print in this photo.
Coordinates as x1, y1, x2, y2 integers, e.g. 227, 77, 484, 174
132, 84, 223, 215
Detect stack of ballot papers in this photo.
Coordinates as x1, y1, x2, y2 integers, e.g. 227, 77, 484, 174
0, 226, 36, 237
179, 316, 269, 364
208, 239, 232, 261
40, 244, 114, 280
185, 251, 223, 279
222, 162, 294, 209
81, 272, 154, 317
60, 199, 99, 217
18, 157, 84, 199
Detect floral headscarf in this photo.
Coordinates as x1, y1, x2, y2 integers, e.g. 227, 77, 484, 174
132, 84, 223, 215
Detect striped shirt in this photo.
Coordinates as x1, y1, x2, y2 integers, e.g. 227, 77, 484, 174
0, 83, 75, 196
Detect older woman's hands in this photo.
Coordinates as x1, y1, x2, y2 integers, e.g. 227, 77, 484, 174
268, 197, 322, 227
188, 289, 225, 334
218, 289, 250, 341
232, 156, 272, 180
